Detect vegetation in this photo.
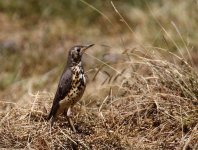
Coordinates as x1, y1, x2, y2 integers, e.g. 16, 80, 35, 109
0, 0, 197, 149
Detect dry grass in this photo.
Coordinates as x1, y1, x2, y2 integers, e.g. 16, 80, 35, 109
0, 48, 197, 149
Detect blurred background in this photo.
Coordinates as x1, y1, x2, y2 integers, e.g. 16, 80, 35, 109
0, 0, 198, 102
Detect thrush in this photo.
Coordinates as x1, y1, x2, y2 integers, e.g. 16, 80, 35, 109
47, 44, 94, 132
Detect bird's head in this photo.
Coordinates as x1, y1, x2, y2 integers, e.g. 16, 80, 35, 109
68, 44, 94, 66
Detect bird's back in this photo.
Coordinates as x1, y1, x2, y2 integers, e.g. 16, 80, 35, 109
47, 68, 72, 120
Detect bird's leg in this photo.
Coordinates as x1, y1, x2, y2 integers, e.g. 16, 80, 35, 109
67, 107, 76, 132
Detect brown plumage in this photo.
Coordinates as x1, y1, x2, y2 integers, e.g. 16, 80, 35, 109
47, 44, 94, 132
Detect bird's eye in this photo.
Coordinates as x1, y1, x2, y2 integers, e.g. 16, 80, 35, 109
76, 47, 80, 52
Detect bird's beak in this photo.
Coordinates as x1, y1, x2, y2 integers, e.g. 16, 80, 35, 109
82, 44, 94, 52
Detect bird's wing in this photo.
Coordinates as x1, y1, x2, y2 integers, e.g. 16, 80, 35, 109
55, 68, 72, 101
47, 68, 72, 120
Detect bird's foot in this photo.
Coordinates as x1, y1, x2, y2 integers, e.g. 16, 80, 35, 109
67, 117, 76, 133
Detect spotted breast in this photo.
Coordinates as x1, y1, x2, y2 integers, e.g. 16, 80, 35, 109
69, 62, 86, 106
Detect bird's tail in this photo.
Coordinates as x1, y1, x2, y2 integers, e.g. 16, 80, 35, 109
47, 104, 57, 120
47, 105, 57, 126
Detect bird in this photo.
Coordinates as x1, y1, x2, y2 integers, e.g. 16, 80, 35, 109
47, 44, 94, 132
